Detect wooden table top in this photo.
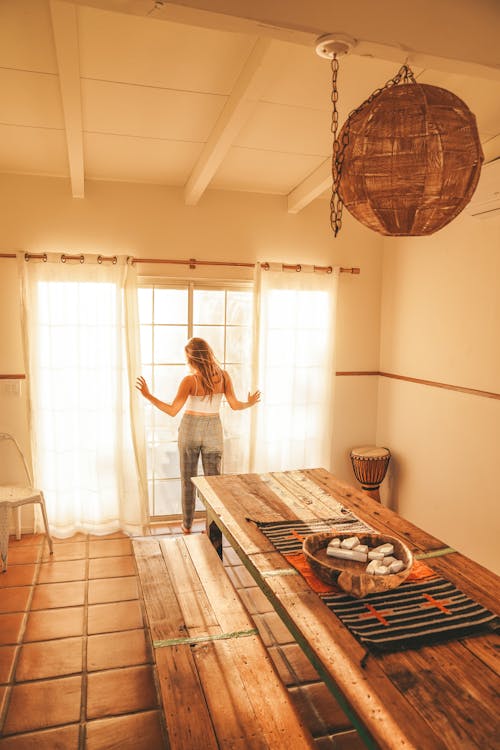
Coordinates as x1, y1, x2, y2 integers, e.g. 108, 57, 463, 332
193, 468, 500, 750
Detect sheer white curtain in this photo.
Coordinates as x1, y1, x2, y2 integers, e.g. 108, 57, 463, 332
251, 263, 340, 473
18, 253, 148, 537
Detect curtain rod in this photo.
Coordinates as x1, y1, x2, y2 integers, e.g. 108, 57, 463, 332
0, 252, 360, 274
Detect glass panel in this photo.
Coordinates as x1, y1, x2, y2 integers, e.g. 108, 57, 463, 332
154, 288, 188, 324
226, 325, 252, 364
224, 364, 250, 398
227, 290, 252, 325
139, 325, 152, 363
153, 479, 181, 516
192, 325, 224, 362
137, 287, 152, 322
193, 289, 225, 325
152, 441, 179, 479
154, 325, 188, 363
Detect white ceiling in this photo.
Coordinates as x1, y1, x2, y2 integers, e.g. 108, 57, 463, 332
1, 0, 499, 211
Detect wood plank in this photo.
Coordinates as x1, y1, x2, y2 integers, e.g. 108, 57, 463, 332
159, 537, 220, 637
183, 533, 255, 633
281, 470, 349, 517
379, 641, 500, 749
240, 473, 316, 520
193, 637, 315, 749
155, 644, 219, 750
461, 633, 500, 675
132, 539, 185, 641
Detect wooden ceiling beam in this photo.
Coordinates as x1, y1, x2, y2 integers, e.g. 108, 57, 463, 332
184, 37, 271, 206
287, 159, 331, 214
50, 0, 85, 198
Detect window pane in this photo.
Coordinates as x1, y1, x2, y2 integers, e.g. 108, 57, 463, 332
152, 441, 179, 479
138, 287, 152, 322
192, 325, 224, 362
227, 290, 252, 325
154, 288, 188, 324
153, 479, 181, 516
193, 289, 225, 325
226, 325, 252, 364
139, 325, 152, 363
154, 325, 188, 362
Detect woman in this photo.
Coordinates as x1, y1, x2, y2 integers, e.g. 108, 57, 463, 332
136, 337, 260, 533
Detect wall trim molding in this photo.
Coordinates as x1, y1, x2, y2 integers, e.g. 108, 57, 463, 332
336, 370, 500, 401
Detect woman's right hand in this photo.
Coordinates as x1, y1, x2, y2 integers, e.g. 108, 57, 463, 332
136, 376, 151, 399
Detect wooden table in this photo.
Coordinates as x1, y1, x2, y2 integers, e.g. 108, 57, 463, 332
193, 468, 500, 750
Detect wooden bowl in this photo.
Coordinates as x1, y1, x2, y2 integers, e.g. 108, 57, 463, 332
303, 532, 413, 598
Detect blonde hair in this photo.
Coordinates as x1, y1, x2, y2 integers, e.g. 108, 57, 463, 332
185, 338, 224, 397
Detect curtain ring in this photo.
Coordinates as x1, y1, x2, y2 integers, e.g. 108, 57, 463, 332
79, 254, 84, 264
261, 262, 269, 271
97, 255, 103, 264
326, 266, 333, 274
42, 253, 47, 262
295, 264, 301, 272
61, 254, 67, 263
112, 256, 117, 264
24, 253, 30, 262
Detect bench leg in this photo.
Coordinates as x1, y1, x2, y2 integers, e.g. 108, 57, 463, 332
206, 509, 223, 559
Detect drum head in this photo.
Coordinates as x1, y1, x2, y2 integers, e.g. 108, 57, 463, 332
350, 446, 390, 459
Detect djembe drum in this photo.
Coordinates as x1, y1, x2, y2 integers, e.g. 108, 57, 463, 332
350, 446, 391, 503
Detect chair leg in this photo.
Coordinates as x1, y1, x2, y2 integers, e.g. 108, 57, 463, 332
15, 506, 21, 540
0, 506, 9, 572
38, 494, 54, 555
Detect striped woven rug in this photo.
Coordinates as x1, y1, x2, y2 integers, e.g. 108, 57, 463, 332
258, 519, 499, 654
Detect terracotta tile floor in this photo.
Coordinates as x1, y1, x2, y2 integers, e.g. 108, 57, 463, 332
0, 522, 365, 749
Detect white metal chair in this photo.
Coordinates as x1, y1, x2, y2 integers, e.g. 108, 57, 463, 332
0, 433, 53, 571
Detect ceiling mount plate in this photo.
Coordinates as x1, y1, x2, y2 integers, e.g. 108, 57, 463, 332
315, 33, 356, 59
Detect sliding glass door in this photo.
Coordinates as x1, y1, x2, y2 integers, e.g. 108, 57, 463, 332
138, 280, 253, 520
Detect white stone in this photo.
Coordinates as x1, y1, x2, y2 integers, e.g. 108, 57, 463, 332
327, 538, 341, 549
327, 547, 367, 563
354, 544, 369, 554
340, 536, 360, 550
368, 550, 385, 560
389, 560, 405, 573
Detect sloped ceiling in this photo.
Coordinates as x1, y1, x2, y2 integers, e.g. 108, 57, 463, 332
1, 0, 499, 210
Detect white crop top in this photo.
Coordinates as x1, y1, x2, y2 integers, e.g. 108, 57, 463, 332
185, 374, 224, 414
185, 392, 223, 415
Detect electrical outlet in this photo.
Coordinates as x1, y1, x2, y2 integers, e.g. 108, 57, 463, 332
3, 380, 21, 396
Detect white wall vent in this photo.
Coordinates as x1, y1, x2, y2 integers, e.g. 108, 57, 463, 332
465, 158, 500, 219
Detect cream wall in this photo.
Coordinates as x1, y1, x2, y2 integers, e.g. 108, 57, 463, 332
377, 214, 500, 573
0, 172, 382, 529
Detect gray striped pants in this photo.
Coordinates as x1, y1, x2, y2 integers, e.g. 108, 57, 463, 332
178, 413, 223, 529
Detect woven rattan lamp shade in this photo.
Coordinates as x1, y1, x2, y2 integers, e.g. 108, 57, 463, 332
338, 83, 484, 236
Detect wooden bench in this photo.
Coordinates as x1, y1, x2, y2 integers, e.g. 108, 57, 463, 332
133, 533, 315, 749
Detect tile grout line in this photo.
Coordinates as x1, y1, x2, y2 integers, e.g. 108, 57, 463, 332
0, 538, 43, 734
78, 534, 90, 750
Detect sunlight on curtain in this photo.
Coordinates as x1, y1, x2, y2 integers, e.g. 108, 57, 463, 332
252, 264, 339, 473
18, 254, 147, 537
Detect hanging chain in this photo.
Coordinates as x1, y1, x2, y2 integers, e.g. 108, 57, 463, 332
330, 61, 416, 238
329, 54, 343, 237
